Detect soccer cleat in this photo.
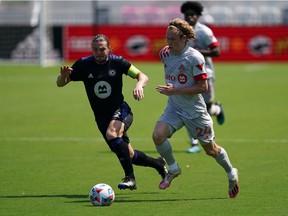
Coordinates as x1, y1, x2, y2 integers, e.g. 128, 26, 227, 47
216, 102, 225, 125
157, 157, 168, 178
118, 176, 137, 190
186, 145, 201, 154
228, 168, 239, 198
159, 165, 181, 189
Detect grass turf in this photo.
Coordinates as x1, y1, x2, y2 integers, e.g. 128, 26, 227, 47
0, 62, 287, 215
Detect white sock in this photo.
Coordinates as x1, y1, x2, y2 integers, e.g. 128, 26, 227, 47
227, 168, 237, 181
191, 138, 199, 145
209, 104, 221, 116
155, 139, 176, 166
187, 129, 198, 145
215, 147, 233, 173
169, 162, 179, 171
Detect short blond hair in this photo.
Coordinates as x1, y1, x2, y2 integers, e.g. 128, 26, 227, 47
168, 18, 195, 41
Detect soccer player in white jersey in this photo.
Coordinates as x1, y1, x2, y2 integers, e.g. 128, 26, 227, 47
181, 1, 225, 154
152, 18, 239, 198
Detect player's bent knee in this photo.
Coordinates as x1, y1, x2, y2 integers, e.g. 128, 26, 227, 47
152, 132, 166, 145
152, 123, 170, 145
105, 132, 116, 141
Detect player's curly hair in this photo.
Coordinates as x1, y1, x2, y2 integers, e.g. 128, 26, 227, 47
168, 18, 195, 40
180, 1, 203, 16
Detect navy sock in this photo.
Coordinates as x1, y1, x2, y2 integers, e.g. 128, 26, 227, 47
107, 138, 135, 179
132, 150, 163, 172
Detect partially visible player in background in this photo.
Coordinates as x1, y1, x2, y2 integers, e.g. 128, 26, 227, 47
181, 1, 225, 154
56, 34, 167, 190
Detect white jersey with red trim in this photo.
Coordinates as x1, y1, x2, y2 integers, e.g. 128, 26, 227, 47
187, 22, 218, 79
159, 44, 207, 119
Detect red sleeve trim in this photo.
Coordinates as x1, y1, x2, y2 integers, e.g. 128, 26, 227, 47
194, 73, 207, 81
208, 41, 218, 49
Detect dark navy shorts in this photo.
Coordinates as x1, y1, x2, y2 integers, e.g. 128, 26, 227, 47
97, 101, 133, 144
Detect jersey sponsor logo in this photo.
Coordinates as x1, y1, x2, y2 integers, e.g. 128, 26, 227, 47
94, 81, 111, 99
108, 69, 116, 77
165, 74, 176, 81
178, 73, 187, 84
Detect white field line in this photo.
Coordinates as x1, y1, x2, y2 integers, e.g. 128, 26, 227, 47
1, 137, 288, 143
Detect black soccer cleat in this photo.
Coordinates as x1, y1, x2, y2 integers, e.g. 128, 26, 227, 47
118, 176, 137, 190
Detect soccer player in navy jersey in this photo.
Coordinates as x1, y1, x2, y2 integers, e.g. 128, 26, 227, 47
56, 34, 167, 190
153, 18, 239, 198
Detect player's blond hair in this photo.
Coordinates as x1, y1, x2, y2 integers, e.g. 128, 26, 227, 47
168, 18, 195, 41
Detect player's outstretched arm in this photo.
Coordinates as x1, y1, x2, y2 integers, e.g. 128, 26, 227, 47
133, 71, 148, 101
56, 65, 72, 87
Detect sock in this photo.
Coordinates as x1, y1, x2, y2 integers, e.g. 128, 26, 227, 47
209, 104, 221, 116
169, 162, 179, 171
227, 168, 237, 181
132, 150, 164, 174
107, 138, 135, 179
155, 139, 175, 166
132, 150, 158, 167
191, 138, 199, 145
187, 129, 198, 146
215, 147, 233, 173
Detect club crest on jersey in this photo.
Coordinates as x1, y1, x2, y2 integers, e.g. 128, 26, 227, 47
178, 64, 185, 72
108, 69, 116, 77
94, 81, 111, 99
178, 73, 187, 84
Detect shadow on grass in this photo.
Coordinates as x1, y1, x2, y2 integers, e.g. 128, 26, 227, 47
0, 194, 87, 199
0, 193, 227, 204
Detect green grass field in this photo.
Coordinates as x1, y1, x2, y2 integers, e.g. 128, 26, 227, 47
0, 62, 287, 216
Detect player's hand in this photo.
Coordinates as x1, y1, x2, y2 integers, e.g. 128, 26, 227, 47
133, 86, 144, 101
156, 83, 175, 96
60, 65, 73, 78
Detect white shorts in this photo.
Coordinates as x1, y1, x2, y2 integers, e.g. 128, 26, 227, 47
158, 105, 215, 144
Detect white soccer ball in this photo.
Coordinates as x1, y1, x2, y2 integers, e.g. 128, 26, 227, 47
89, 183, 115, 206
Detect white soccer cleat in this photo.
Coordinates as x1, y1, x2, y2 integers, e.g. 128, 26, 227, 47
228, 168, 239, 198
186, 145, 201, 153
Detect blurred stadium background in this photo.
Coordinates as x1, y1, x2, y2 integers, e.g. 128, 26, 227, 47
0, 0, 288, 65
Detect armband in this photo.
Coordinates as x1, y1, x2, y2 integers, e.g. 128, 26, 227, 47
127, 65, 140, 78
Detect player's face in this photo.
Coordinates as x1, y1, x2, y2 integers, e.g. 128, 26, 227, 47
91, 40, 111, 64
166, 27, 186, 55
184, 9, 199, 26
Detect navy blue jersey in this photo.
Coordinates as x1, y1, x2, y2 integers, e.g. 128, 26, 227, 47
69, 54, 131, 122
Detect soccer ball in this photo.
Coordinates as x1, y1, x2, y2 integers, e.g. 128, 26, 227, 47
89, 183, 115, 206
